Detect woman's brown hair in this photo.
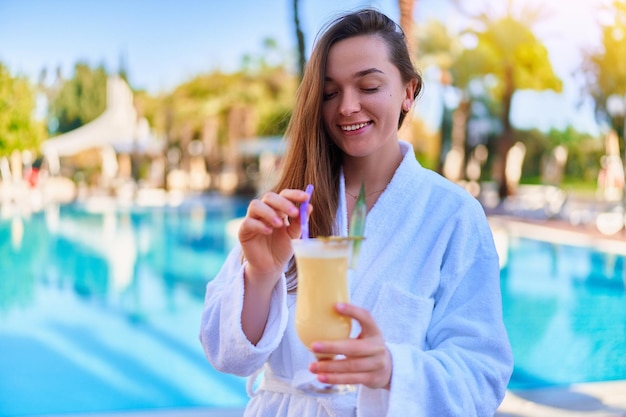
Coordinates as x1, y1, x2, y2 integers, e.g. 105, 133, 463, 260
272, 8, 423, 289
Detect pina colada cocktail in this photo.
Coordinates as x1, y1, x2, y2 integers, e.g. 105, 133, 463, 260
293, 239, 351, 357
291, 237, 355, 395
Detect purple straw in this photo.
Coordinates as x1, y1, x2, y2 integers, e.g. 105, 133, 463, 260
300, 184, 314, 239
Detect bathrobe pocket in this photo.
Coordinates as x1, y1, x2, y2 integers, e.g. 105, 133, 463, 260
371, 282, 433, 347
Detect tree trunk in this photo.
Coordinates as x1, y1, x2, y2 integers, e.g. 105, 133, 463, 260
398, 0, 417, 57
497, 65, 516, 200
293, 0, 306, 81
202, 116, 220, 184
440, 97, 470, 181
397, 0, 417, 145
179, 122, 193, 173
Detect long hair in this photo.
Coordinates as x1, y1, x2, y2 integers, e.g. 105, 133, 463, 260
273, 8, 423, 289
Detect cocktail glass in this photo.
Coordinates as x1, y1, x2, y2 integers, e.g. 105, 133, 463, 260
291, 236, 357, 395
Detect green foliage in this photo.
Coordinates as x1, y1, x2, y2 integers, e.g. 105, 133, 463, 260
511, 128, 548, 177
545, 125, 591, 148
417, 20, 459, 70
416, 5, 564, 188
512, 126, 603, 183
562, 136, 604, 183
138, 64, 298, 148
582, 0, 626, 133
453, 17, 562, 100
0, 63, 46, 157
49, 62, 108, 134
440, 3, 566, 196
584, 0, 626, 96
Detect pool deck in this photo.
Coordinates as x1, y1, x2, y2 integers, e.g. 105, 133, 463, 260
496, 380, 626, 416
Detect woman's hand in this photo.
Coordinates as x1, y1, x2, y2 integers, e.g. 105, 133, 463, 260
240, 188, 312, 345
309, 303, 393, 390
239, 188, 312, 287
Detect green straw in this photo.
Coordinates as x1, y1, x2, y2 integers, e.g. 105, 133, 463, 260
348, 182, 366, 269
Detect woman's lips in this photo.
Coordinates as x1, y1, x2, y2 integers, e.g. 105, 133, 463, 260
340, 121, 372, 132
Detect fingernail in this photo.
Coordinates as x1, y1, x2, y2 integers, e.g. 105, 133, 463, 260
336, 302, 346, 311
312, 342, 322, 352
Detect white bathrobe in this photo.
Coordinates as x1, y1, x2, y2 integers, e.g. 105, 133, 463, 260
200, 141, 513, 417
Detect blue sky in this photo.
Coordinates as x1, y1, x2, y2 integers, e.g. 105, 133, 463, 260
0, 0, 420, 92
0, 0, 610, 134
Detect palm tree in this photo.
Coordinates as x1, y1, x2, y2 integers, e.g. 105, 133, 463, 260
582, 0, 626, 139
416, 20, 467, 174
450, 0, 562, 198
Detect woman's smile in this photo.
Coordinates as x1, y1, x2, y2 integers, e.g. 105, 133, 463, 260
340, 121, 372, 133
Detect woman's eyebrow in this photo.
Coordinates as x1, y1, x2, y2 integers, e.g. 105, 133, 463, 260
324, 67, 384, 82
354, 67, 384, 78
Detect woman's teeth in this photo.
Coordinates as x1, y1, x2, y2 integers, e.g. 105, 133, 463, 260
341, 122, 369, 131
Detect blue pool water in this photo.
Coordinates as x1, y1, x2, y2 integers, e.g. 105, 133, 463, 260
502, 236, 626, 389
1, 196, 625, 416
0, 195, 250, 416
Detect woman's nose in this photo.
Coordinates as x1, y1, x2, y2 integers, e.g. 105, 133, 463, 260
339, 90, 360, 115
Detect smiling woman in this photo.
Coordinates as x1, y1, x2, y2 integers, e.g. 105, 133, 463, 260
199, 9, 512, 417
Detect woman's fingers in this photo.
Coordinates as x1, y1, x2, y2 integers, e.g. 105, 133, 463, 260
312, 368, 385, 386
261, 192, 299, 219
310, 342, 392, 389
309, 302, 392, 390
310, 346, 388, 372
311, 335, 385, 361
254, 189, 310, 224
310, 303, 383, 357
336, 302, 381, 338
309, 343, 392, 389
239, 190, 309, 239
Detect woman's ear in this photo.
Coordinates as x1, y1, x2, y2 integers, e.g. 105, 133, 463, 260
403, 78, 418, 109
402, 98, 412, 112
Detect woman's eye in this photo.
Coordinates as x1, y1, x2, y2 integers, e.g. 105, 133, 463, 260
362, 86, 379, 93
323, 91, 337, 100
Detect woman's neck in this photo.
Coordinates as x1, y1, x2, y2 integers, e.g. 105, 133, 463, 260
343, 140, 403, 212
343, 141, 403, 195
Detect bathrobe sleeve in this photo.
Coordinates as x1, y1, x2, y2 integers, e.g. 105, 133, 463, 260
199, 244, 290, 376
356, 191, 513, 417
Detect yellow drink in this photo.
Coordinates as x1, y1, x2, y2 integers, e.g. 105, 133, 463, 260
292, 238, 352, 359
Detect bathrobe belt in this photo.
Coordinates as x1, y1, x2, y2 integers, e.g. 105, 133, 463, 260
246, 367, 356, 417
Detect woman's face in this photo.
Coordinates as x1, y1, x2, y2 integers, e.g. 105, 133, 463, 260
321, 34, 416, 158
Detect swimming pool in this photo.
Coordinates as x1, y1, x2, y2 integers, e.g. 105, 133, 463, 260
0, 195, 250, 416
502, 236, 626, 389
1, 197, 624, 416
